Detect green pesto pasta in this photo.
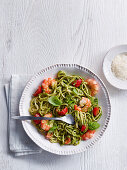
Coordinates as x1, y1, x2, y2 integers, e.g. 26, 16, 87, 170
29, 71, 102, 145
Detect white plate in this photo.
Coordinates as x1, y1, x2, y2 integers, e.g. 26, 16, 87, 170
19, 64, 111, 155
103, 45, 127, 90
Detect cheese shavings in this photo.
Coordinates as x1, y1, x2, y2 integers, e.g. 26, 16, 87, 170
111, 54, 127, 80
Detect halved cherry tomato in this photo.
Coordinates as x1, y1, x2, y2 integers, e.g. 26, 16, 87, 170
33, 113, 41, 124
81, 125, 86, 132
65, 137, 71, 144
72, 79, 82, 87
57, 107, 68, 116
33, 86, 42, 96
93, 107, 100, 117
74, 105, 82, 111
81, 130, 95, 140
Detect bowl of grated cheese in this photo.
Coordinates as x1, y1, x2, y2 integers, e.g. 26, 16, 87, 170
103, 45, 127, 90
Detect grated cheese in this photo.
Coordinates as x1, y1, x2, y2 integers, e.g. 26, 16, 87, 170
111, 53, 127, 80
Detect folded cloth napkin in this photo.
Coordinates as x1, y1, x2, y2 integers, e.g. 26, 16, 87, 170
5, 75, 43, 156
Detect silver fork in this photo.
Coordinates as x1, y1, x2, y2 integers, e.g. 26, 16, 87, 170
12, 114, 75, 125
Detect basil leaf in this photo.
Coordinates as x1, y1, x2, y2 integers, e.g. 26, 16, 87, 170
73, 88, 79, 95
48, 126, 57, 132
68, 100, 74, 105
73, 88, 83, 95
90, 97, 98, 107
88, 122, 100, 130
48, 96, 62, 106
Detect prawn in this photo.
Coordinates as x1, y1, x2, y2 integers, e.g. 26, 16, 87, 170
74, 105, 82, 111
81, 130, 95, 140
46, 131, 53, 139
41, 113, 53, 131
42, 78, 57, 93
85, 78, 99, 96
79, 97, 91, 112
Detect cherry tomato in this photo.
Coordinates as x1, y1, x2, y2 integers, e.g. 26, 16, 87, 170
57, 107, 68, 116
33, 86, 42, 96
81, 125, 86, 132
33, 113, 41, 124
72, 79, 82, 87
65, 137, 71, 144
93, 107, 100, 117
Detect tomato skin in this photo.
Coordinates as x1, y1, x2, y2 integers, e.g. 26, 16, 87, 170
33, 113, 41, 124
74, 105, 82, 111
65, 137, 71, 144
33, 86, 42, 96
72, 79, 82, 87
81, 125, 86, 132
57, 107, 68, 116
93, 107, 100, 116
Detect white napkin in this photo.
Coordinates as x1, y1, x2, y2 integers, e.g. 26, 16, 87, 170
5, 75, 43, 156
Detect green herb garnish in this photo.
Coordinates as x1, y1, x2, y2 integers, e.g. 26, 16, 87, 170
88, 122, 100, 130
48, 125, 57, 132
48, 96, 62, 106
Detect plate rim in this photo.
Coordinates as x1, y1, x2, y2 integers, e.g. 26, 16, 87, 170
19, 63, 111, 155
103, 44, 127, 90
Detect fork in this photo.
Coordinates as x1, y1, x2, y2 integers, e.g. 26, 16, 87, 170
12, 114, 75, 125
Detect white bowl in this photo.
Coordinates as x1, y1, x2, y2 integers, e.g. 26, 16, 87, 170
19, 64, 111, 155
103, 45, 127, 90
